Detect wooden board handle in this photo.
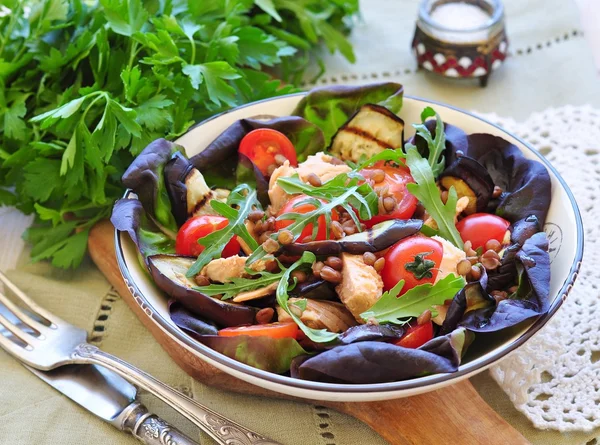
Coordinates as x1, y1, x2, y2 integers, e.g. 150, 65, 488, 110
89, 220, 529, 445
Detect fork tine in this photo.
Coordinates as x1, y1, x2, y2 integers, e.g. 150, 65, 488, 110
0, 327, 33, 358
0, 310, 39, 348
0, 283, 50, 334
0, 270, 56, 330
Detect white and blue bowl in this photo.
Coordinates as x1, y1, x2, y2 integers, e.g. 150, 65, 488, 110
115, 94, 583, 402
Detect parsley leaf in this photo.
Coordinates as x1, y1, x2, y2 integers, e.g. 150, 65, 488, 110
0, 0, 359, 270
405, 145, 463, 248
360, 274, 466, 324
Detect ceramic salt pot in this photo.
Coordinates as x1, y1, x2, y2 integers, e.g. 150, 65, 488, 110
412, 0, 508, 87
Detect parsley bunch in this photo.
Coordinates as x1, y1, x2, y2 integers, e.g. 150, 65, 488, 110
0, 0, 358, 268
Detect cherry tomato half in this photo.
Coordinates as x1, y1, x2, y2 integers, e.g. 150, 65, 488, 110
360, 161, 418, 228
381, 235, 443, 294
395, 321, 434, 349
456, 213, 511, 251
275, 195, 339, 243
239, 129, 298, 176
175, 215, 240, 257
218, 322, 299, 339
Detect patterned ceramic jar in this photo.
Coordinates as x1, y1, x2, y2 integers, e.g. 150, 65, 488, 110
412, 0, 508, 87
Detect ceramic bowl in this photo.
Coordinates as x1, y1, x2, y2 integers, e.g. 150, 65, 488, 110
115, 93, 583, 402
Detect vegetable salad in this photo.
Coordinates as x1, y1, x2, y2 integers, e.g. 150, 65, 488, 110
112, 83, 552, 384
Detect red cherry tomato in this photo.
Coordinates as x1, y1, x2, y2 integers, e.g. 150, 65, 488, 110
360, 161, 418, 227
456, 213, 511, 251
239, 129, 298, 176
395, 321, 434, 349
275, 195, 339, 243
218, 322, 299, 339
381, 235, 443, 294
175, 215, 240, 257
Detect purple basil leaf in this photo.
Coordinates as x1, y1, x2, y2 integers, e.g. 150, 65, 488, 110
169, 301, 218, 336
110, 199, 175, 261
460, 232, 550, 333
458, 134, 552, 225
296, 329, 469, 384
121, 138, 180, 233
338, 324, 405, 344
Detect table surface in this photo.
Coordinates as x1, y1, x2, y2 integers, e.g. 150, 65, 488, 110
1, 1, 600, 444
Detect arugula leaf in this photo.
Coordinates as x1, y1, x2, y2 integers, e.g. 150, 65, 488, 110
405, 146, 463, 248
412, 107, 446, 177
195, 268, 284, 301
360, 274, 466, 324
246, 172, 377, 265
354, 147, 406, 171
186, 184, 260, 277
276, 251, 340, 343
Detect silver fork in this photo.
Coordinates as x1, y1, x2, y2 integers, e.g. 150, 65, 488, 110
0, 270, 282, 445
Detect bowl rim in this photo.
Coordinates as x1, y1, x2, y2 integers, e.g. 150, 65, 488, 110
114, 93, 584, 394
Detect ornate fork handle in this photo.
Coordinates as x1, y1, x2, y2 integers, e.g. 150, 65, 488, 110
73, 343, 282, 445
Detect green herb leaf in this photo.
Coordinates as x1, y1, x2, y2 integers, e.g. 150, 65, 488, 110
0, 0, 359, 270
186, 184, 260, 277
276, 251, 340, 343
360, 274, 466, 324
246, 172, 377, 265
405, 146, 463, 248
413, 107, 446, 177
195, 267, 284, 301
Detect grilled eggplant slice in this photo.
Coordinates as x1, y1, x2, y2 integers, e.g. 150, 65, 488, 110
148, 254, 256, 327
280, 219, 423, 256
439, 156, 494, 214
165, 152, 228, 226
329, 104, 404, 162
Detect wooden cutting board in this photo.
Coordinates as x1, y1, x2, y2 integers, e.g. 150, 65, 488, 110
89, 220, 529, 445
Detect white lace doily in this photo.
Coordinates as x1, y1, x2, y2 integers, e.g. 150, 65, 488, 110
478, 105, 600, 432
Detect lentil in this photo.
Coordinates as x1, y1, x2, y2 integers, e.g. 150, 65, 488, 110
331, 221, 344, 239
306, 172, 322, 187
457, 259, 472, 276
312, 261, 325, 277
194, 274, 210, 286
325, 256, 343, 271
383, 196, 397, 213
417, 309, 432, 325
320, 265, 342, 284
256, 307, 275, 324
441, 190, 449, 204
363, 252, 377, 266
485, 239, 502, 253
374, 257, 386, 272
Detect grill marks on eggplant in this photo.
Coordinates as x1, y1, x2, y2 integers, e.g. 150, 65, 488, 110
330, 104, 405, 162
